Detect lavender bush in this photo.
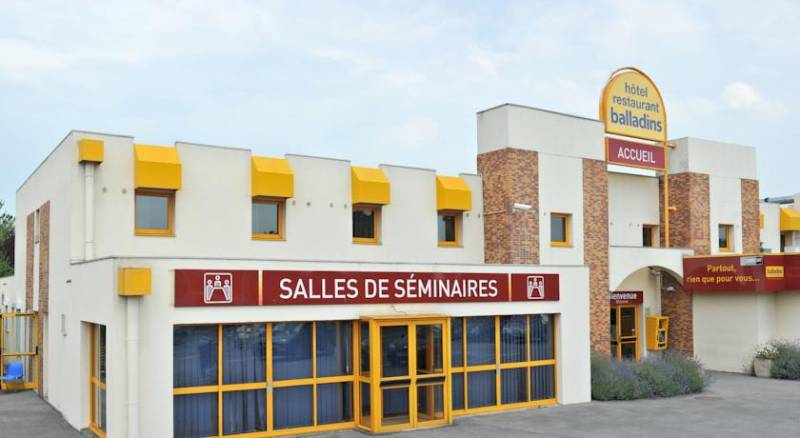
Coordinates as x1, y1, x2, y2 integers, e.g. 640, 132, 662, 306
769, 340, 800, 380
591, 352, 708, 400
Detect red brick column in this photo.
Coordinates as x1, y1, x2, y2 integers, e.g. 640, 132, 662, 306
741, 179, 760, 253
583, 159, 610, 354
25, 213, 34, 311
658, 172, 710, 355
37, 202, 49, 397
478, 148, 539, 264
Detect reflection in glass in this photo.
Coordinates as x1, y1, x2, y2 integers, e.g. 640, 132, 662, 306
272, 322, 312, 380
381, 326, 408, 377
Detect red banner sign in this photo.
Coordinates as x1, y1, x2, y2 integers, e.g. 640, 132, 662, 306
683, 254, 800, 293
175, 270, 260, 306
174, 270, 560, 306
609, 291, 643, 305
606, 137, 666, 170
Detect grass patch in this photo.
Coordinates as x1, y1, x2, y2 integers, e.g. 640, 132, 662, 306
769, 340, 800, 380
591, 352, 709, 400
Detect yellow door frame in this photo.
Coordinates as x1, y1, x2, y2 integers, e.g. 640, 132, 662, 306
0, 312, 39, 391
358, 315, 452, 434
611, 305, 640, 360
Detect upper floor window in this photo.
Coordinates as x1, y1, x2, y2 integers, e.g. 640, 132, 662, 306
438, 212, 461, 247
135, 189, 174, 236
718, 224, 734, 252
550, 213, 571, 247
353, 206, 379, 244
642, 225, 658, 248
252, 198, 284, 240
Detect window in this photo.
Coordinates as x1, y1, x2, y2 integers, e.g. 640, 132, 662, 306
353, 206, 379, 244
135, 190, 174, 236
173, 321, 355, 437
90, 324, 107, 438
718, 224, 733, 252
437, 213, 461, 247
642, 225, 658, 247
252, 199, 284, 240
550, 213, 570, 247
450, 315, 556, 414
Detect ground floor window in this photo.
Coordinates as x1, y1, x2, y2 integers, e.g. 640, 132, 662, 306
173, 321, 354, 437
450, 314, 557, 414
89, 324, 107, 437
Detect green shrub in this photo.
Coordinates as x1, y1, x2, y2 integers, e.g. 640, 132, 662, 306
770, 340, 800, 380
591, 352, 708, 400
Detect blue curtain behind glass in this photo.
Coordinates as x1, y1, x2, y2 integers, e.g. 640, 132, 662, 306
531, 315, 554, 360
451, 317, 463, 367
500, 316, 526, 363
531, 365, 555, 400
317, 382, 353, 424
467, 371, 496, 408
223, 390, 266, 434
272, 322, 312, 380
316, 322, 352, 377
223, 324, 266, 384
501, 368, 527, 404
174, 326, 217, 387
466, 317, 494, 365
451, 373, 464, 410
174, 393, 217, 438
274, 386, 313, 429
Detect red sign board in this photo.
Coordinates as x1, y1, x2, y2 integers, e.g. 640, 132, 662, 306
174, 270, 260, 306
609, 291, 643, 305
174, 270, 560, 307
683, 254, 800, 293
606, 137, 666, 170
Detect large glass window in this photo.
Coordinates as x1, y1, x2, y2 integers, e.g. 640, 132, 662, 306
173, 322, 355, 437
353, 206, 379, 243
135, 190, 174, 236
90, 324, 107, 436
252, 199, 283, 239
450, 314, 557, 413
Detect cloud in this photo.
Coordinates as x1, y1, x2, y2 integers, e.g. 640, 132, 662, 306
721, 81, 785, 116
378, 118, 440, 150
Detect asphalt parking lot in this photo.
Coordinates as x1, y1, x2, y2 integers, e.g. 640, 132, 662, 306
0, 372, 798, 437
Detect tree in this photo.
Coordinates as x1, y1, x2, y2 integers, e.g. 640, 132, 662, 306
0, 200, 14, 277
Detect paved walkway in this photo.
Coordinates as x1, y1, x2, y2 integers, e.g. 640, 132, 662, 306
0, 391, 81, 438
0, 372, 798, 437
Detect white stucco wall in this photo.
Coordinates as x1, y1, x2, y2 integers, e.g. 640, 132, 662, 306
477, 104, 604, 160
669, 137, 757, 180
0, 275, 22, 311
759, 202, 781, 253
538, 153, 584, 266
709, 175, 743, 254
608, 172, 661, 247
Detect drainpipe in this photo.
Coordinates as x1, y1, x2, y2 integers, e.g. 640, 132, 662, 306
126, 297, 140, 438
83, 162, 95, 260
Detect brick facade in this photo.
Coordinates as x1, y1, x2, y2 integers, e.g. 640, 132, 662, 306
583, 159, 610, 354
25, 213, 34, 310
36, 202, 49, 397
741, 179, 760, 253
477, 148, 539, 264
658, 172, 710, 355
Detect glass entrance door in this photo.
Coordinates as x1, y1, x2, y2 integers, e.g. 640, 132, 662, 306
610, 305, 639, 360
0, 312, 39, 390
359, 316, 450, 433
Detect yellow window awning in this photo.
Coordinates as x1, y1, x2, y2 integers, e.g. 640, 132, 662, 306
436, 175, 472, 211
134, 144, 182, 190
351, 166, 390, 205
252, 156, 294, 198
78, 139, 104, 163
781, 207, 800, 231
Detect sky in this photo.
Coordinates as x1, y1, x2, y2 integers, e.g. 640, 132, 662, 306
1, 0, 798, 213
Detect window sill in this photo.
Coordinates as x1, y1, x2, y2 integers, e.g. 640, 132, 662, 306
353, 238, 380, 245
550, 242, 572, 248
135, 230, 175, 237
252, 234, 285, 241
438, 242, 462, 248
